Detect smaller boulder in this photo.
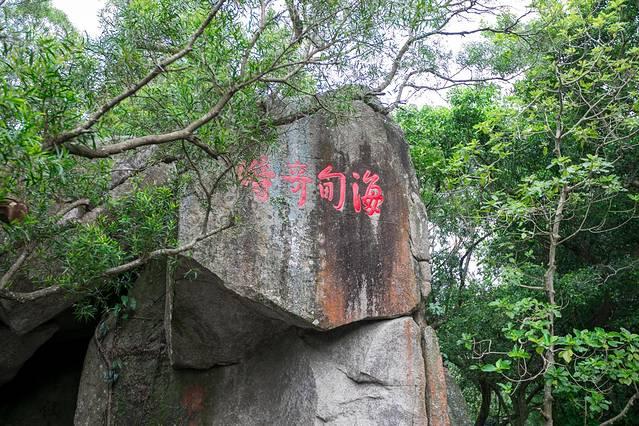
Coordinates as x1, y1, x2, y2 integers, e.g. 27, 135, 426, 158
445, 371, 472, 426
0, 322, 58, 386
0, 280, 76, 335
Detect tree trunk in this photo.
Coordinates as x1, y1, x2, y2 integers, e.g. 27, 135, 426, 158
512, 383, 530, 426
542, 184, 568, 426
475, 379, 492, 426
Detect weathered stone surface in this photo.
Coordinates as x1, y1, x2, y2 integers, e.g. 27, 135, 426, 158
301, 317, 427, 425
166, 256, 290, 368
409, 191, 432, 297
75, 260, 168, 425
75, 259, 428, 425
423, 325, 451, 426
71, 100, 449, 425
445, 371, 472, 426
0, 322, 58, 386
77, 313, 427, 425
179, 101, 427, 330
185, 317, 428, 425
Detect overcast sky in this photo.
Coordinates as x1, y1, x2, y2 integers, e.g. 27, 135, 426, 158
51, 0, 105, 37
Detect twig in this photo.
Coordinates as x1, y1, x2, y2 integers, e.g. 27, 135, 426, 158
0, 247, 31, 289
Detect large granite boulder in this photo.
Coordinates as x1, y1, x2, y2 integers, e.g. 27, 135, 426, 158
168, 101, 432, 369
72, 100, 450, 425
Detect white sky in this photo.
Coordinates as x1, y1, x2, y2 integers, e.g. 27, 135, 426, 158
52, 0, 105, 37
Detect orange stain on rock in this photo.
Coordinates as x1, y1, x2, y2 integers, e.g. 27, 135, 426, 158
317, 249, 349, 327
181, 384, 206, 426
317, 199, 419, 329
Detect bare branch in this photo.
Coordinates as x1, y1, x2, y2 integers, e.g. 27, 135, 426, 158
373, 2, 529, 93
0, 284, 63, 302
56, 198, 91, 221
0, 247, 30, 289
64, 89, 236, 158
516, 284, 545, 291
285, 0, 303, 41
102, 219, 235, 276
600, 390, 639, 426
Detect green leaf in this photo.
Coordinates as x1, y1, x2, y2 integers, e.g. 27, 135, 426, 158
480, 364, 498, 373
559, 349, 573, 364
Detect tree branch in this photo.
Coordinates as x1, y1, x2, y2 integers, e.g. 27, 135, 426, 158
46, 0, 227, 148
0, 284, 64, 303
64, 89, 236, 158
102, 219, 235, 276
600, 390, 639, 426
0, 247, 30, 289
0, 220, 235, 302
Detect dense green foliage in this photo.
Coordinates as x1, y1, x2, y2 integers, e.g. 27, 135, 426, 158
397, 0, 639, 423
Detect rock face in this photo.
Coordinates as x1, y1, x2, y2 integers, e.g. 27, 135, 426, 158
166, 257, 290, 369
446, 371, 473, 426
71, 100, 457, 425
423, 326, 451, 426
178, 101, 429, 331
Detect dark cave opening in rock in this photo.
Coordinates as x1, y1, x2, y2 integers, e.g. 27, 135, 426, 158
0, 311, 96, 426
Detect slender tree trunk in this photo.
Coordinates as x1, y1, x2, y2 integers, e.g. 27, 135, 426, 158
513, 383, 530, 426
542, 185, 568, 426
475, 379, 492, 426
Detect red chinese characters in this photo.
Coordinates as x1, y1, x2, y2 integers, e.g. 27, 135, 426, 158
237, 156, 276, 203
237, 157, 384, 215
281, 161, 313, 207
353, 170, 384, 216
317, 165, 347, 211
